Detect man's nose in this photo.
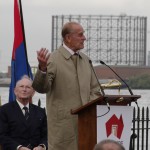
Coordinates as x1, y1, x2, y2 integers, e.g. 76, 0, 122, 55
22, 87, 27, 90
83, 35, 86, 40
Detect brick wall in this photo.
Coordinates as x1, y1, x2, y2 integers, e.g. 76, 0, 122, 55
94, 65, 150, 80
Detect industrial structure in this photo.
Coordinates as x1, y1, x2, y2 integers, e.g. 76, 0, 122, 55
51, 15, 147, 66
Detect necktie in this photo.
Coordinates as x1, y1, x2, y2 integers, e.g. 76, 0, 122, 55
23, 106, 29, 120
71, 53, 78, 69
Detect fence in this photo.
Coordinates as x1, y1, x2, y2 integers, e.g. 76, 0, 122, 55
130, 107, 150, 150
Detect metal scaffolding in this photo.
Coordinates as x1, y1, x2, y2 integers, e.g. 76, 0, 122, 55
51, 15, 147, 66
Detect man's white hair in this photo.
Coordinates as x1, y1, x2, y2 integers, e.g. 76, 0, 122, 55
16, 75, 33, 87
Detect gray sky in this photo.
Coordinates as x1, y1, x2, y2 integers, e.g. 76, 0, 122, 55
0, 0, 150, 72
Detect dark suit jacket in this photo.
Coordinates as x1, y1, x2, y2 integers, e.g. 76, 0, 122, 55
0, 101, 47, 150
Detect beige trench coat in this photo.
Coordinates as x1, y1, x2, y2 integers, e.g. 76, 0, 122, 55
32, 46, 101, 150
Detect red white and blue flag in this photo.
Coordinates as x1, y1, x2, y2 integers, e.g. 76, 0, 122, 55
9, 0, 33, 102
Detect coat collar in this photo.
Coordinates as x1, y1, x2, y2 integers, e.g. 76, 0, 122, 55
58, 46, 82, 60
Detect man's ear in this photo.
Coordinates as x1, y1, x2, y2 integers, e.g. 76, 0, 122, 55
65, 34, 71, 43
31, 89, 35, 97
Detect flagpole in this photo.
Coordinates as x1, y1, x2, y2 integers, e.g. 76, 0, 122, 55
18, 0, 30, 76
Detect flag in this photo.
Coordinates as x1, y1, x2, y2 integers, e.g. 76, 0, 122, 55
9, 0, 33, 102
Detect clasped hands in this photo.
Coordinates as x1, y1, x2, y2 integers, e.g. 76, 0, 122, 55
19, 145, 44, 150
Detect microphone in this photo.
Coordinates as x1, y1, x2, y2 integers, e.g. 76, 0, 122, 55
89, 60, 105, 96
89, 60, 110, 111
100, 60, 134, 95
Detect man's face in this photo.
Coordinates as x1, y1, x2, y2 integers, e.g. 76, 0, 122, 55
14, 78, 34, 101
66, 24, 86, 52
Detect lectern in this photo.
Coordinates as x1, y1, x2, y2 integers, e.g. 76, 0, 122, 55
71, 95, 141, 150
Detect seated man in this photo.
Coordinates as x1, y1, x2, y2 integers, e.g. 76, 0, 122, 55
93, 139, 125, 150
0, 75, 47, 150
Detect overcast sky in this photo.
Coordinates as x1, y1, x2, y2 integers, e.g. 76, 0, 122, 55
0, 0, 150, 72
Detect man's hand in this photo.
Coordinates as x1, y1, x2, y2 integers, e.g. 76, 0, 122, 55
37, 48, 50, 72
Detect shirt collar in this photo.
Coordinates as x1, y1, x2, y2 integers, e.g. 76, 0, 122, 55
16, 99, 29, 110
63, 43, 79, 55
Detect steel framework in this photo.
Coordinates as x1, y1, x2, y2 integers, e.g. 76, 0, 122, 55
51, 15, 147, 66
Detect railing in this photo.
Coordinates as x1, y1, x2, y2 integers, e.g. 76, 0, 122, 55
130, 107, 150, 150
